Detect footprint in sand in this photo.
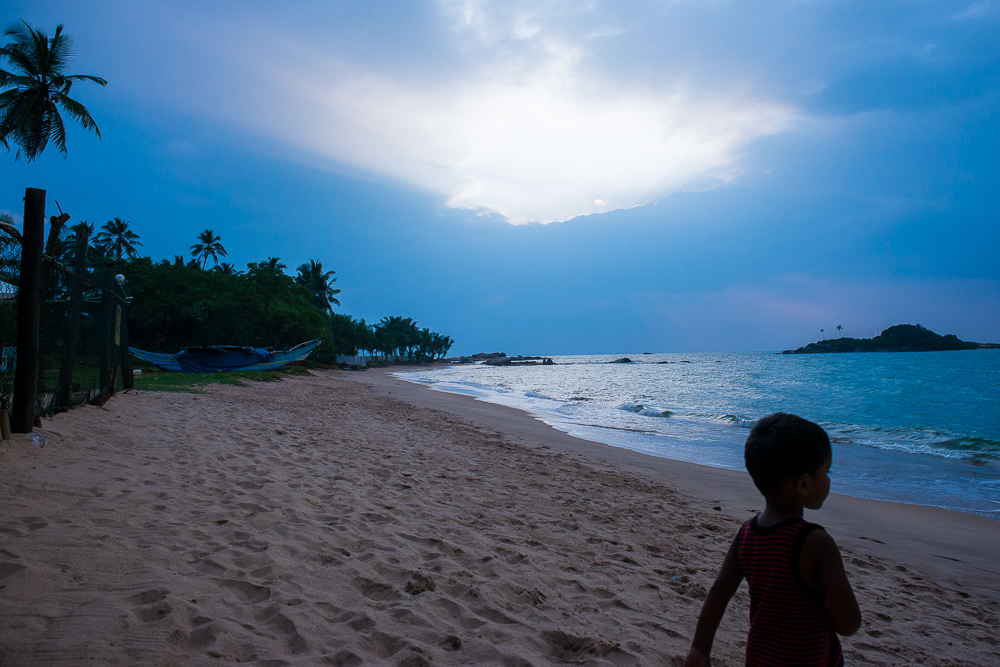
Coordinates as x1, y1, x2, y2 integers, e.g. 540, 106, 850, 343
188, 622, 218, 650
351, 576, 399, 601
260, 609, 309, 655
215, 578, 271, 603
542, 630, 640, 666
325, 649, 363, 667
0, 562, 27, 579
127, 588, 172, 623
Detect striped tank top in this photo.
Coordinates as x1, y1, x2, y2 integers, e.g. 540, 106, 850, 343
736, 517, 844, 667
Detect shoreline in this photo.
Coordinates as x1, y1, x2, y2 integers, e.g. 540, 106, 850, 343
392, 354, 1000, 520
374, 366, 1000, 601
1, 368, 998, 665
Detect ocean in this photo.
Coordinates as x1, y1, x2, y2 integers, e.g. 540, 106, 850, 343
398, 350, 1000, 519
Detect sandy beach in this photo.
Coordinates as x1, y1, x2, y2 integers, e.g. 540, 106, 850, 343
1, 367, 998, 666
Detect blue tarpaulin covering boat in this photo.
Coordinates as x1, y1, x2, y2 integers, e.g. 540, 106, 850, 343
130, 339, 323, 373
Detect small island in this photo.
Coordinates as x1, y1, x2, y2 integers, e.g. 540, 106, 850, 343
782, 324, 999, 354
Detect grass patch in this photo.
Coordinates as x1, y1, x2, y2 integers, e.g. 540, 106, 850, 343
131, 364, 312, 393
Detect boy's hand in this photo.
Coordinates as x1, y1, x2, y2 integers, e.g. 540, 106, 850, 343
685, 646, 712, 666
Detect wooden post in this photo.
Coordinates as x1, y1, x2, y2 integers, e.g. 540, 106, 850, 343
12, 188, 45, 433
119, 298, 133, 390
0, 408, 10, 440
92, 365, 118, 407
54, 228, 90, 410
41, 212, 71, 287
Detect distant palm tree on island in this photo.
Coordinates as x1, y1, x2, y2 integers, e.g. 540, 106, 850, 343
93, 217, 142, 260
296, 259, 341, 312
245, 256, 286, 274
189, 229, 227, 269
0, 21, 106, 160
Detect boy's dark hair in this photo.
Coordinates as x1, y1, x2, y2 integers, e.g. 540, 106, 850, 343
744, 413, 831, 495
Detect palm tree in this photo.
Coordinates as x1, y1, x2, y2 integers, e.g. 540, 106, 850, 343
356, 319, 376, 358
59, 219, 93, 266
214, 262, 242, 275
295, 259, 341, 311
189, 229, 227, 269
432, 333, 454, 360
92, 217, 142, 260
247, 256, 285, 274
375, 316, 419, 360
836, 325, 843, 337
0, 21, 107, 161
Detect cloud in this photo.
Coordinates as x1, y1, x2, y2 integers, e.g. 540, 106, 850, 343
270, 66, 794, 223
954, 2, 997, 20
173, 1, 799, 224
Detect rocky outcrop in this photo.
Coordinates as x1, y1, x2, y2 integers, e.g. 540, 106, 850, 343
447, 352, 507, 364
445, 353, 555, 366
782, 324, 991, 354
484, 355, 554, 367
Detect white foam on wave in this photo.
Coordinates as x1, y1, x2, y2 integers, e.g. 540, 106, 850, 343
851, 437, 1000, 464
619, 402, 672, 418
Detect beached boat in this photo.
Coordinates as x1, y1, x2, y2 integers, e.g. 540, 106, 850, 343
129, 339, 323, 373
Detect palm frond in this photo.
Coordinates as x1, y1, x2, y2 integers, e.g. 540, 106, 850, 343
64, 73, 107, 86
52, 92, 100, 136
49, 103, 68, 155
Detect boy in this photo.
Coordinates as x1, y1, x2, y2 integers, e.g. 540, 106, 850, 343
685, 413, 861, 667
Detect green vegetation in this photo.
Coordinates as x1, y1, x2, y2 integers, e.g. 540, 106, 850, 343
76, 227, 455, 365
0, 21, 106, 160
783, 324, 981, 354
131, 364, 312, 393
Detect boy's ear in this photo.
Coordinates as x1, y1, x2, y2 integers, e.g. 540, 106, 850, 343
796, 472, 812, 497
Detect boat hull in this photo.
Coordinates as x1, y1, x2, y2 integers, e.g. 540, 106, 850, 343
129, 339, 323, 373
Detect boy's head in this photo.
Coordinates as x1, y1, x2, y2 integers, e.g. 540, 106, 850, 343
744, 413, 831, 496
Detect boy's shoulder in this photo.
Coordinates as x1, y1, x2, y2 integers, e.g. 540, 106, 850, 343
742, 515, 819, 534
801, 523, 839, 554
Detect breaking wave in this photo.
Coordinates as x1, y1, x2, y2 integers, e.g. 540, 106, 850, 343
619, 402, 672, 418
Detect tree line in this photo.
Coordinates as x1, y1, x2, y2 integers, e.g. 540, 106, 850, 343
53, 219, 453, 364
96, 221, 454, 363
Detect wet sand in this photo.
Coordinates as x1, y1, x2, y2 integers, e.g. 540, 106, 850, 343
1, 367, 997, 666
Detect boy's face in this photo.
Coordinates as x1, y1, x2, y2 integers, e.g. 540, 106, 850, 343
803, 453, 832, 510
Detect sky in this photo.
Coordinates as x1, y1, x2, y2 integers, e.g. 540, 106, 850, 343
1, 0, 998, 355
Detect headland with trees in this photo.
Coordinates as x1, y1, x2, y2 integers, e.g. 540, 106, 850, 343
782, 324, 997, 354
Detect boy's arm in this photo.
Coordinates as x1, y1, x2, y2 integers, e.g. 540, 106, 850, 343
805, 529, 862, 636
685, 534, 744, 666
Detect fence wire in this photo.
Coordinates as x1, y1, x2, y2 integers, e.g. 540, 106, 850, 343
0, 227, 19, 412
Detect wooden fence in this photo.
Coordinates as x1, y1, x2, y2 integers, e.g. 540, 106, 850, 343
2, 187, 132, 434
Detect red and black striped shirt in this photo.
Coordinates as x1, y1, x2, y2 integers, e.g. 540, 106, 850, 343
736, 517, 844, 667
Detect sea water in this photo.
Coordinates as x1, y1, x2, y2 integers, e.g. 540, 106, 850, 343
398, 350, 1000, 518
